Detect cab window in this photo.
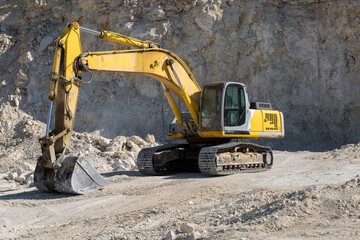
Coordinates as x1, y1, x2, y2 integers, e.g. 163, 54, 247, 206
224, 85, 245, 126
200, 86, 222, 131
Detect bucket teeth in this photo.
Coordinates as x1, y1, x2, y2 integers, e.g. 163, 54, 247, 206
34, 150, 112, 194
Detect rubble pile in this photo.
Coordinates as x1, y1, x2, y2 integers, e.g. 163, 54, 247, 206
320, 143, 360, 161
0, 102, 159, 190
306, 142, 360, 161
69, 132, 159, 173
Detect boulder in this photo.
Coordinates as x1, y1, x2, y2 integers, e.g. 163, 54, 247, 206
126, 140, 134, 149
127, 157, 136, 168
112, 159, 131, 171
15, 175, 27, 183
126, 151, 135, 159
101, 151, 114, 157
130, 135, 147, 147
7, 172, 17, 181
145, 134, 156, 144
164, 230, 176, 240
188, 231, 201, 240
98, 137, 110, 147
18, 51, 33, 64
15, 70, 29, 88
107, 142, 123, 152
130, 144, 142, 153
0, 80, 6, 88
180, 222, 196, 233
22, 161, 35, 172
112, 151, 127, 158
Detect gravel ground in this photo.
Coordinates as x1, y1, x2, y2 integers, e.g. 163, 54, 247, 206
0, 147, 359, 239
0, 105, 359, 239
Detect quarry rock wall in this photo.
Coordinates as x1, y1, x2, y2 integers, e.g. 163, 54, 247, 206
1, 0, 359, 149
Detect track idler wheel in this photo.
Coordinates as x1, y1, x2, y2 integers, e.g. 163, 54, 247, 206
34, 149, 112, 194
263, 151, 273, 167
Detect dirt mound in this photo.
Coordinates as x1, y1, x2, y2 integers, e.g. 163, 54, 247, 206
320, 143, 360, 161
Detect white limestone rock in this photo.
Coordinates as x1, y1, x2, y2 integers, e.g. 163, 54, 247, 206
18, 51, 33, 64
98, 137, 111, 147
130, 136, 147, 147
145, 134, 156, 144
112, 151, 127, 158
112, 159, 131, 171
22, 161, 35, 172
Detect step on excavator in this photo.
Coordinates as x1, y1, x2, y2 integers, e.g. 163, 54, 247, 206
34, 22, 285, 194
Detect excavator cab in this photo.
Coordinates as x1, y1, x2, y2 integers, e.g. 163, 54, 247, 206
200, 82, 250, 133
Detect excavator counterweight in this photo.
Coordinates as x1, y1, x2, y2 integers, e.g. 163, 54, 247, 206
34, 23, 284, 194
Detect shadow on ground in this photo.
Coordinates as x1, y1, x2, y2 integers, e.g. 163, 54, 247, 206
103, 170, 143, 177
0, 188, 75, 200
163, 172, 209, 179
103, 170, 208, 180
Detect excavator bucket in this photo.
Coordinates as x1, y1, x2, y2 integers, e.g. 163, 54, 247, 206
34, 150, 112, 194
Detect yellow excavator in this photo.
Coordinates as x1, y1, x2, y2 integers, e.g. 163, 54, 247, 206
34, 22, 285, 194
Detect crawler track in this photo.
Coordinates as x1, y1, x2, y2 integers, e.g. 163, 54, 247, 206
138, 142, 273, 176
137, 144, 185, 175
198, 142, 273, 176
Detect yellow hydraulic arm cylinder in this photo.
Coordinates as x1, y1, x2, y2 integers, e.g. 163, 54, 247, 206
79, 26, 158, 49
162, 86, 184, 123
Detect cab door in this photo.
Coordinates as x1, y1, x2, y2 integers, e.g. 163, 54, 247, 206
224, 84, 246, 126
223, 83, 250, 134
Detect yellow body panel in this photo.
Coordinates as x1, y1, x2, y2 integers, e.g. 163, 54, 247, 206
251, 109, 282, 132
262, 110, 282, 131
198, 131, 260, 139
168, 131, 265, 140
166, 131, 259, 139
170, 109, 284, 140
250, 110, 264, 132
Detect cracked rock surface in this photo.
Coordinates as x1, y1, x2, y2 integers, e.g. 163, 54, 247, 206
0, 0, 359, 149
